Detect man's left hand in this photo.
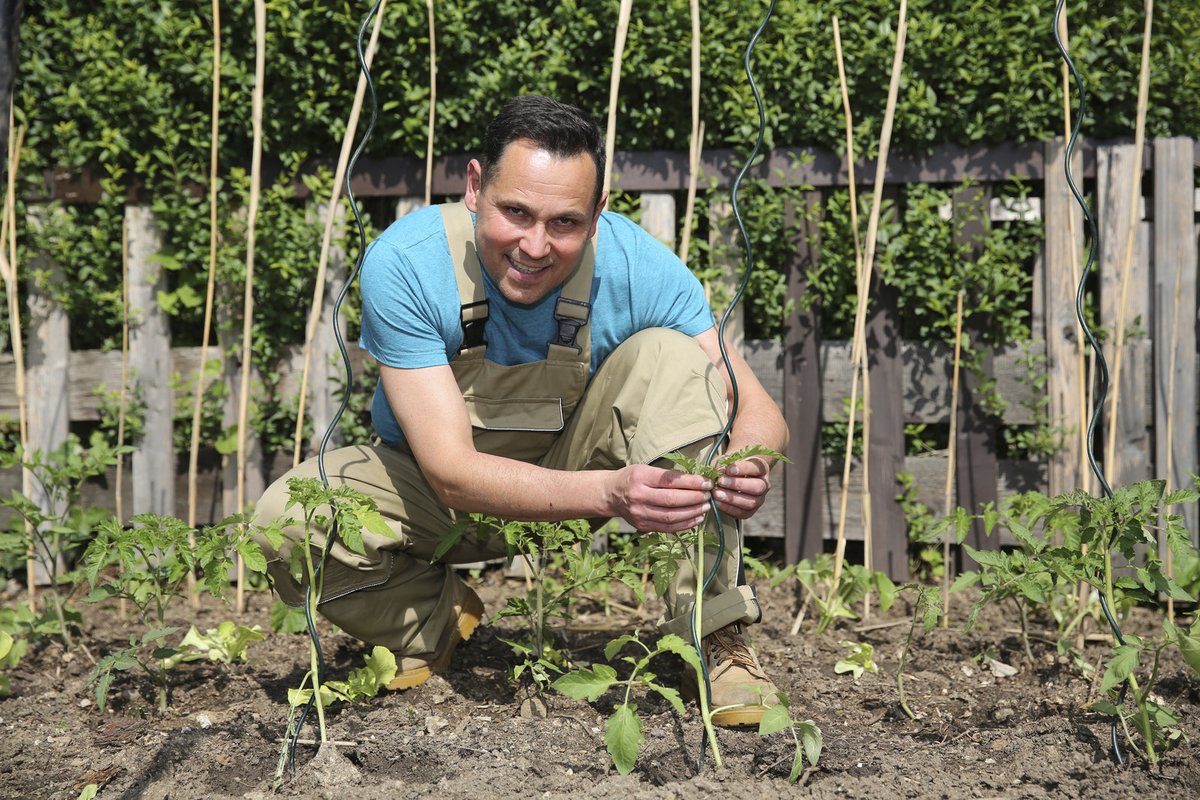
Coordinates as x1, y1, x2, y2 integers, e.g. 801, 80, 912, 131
712, 457, 772, 519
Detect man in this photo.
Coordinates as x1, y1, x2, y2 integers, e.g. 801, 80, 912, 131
254, 95, 787, 726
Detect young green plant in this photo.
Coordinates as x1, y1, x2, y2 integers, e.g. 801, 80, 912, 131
552, 632, 698, 775
81, 511, 271, 710
436, 514, 642, 694
270, 476, 398, 745
0, 433, 129, 649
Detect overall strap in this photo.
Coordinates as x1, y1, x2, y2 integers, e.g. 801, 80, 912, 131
547, 236, 595, 361
440, 202, 489, 355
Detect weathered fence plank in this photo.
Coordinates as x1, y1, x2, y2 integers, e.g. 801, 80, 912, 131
865, 276, 908, 581
1043, 138, 1087, 494
126, 205, 175, 517
953, 184, 998, 563
24, 209, 69, 581
782, 194, 825, 563
1097, 143, 1152, 486
1153, 137, 1198, 542
639, 192, 676, 250
306, 200, 348, 458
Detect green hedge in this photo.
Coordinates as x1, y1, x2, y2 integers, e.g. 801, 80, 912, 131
5, 0, 1196, 362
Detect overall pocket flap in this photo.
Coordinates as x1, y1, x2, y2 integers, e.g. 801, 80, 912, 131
464, 396, 564, 432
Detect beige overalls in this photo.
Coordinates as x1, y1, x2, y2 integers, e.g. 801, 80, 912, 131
253, 203, 761, 657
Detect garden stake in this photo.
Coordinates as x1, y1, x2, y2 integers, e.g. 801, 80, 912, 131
602, 0, 633, 197
424, 0, 436, 206
1055, 0, 1138, 764
825, 0, 908, 613
1101, 0, 1152, 486
291, 0, 387, 469
676, 0, 701, 264
236, 0, 267, 614
941, 290, 964, 626
0, 112, 32, 610
185, 0, 223, 608
1057, 7, 1089, 498
818, 15, 863, 626
860, 354, 872, 621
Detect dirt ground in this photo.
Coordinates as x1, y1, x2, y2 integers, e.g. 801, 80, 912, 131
2, 564, 1198, 800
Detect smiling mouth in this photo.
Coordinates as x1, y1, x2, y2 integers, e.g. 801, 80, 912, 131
507, 255, 550, 276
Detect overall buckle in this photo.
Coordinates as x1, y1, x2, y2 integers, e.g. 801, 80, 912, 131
551, 297, 590, 352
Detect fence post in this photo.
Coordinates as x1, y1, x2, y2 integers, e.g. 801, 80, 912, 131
782, 193, 825, 564
1043, 138, 1086, 494
24, 207, 69, 581
306, 200, 348, 457
1153, 137, 1198, 542
395, 197, 425, 219
953, 183, 998, 564
866, 265, 909, 581
708, 201, 744, 350
640, 192, 676, 251
1097, 142, 1151, 486
126, 205, 175, 517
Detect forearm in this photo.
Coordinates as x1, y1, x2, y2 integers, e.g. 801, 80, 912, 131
723, 392, 788, 465
432, 453, 614, 521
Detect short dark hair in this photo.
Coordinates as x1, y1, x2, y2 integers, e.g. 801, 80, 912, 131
480, 95, 606, 211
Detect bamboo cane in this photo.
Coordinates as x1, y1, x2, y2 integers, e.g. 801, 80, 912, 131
602, 0, 634, 197
424, 0, 436, 206
236, 0, 267, 614
677, 0, 702, 264
1102, 0, 1153, 486
0, 109, 30, 610
290, 0, 387, 468
828, 1, 908, 598
819, 16, 863, 615
186, 0, 221, 608
942, 290, 965, 627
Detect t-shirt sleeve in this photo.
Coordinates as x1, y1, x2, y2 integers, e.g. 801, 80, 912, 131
622, 218, 715, 336
358, 238, 456, 369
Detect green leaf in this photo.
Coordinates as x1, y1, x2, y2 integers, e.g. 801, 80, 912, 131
551, 664, 617, 702
604, 703, 644, 776
1099, 645, 1140, 695
76, 784, 99, 800
270, 600, 308, 634
655, 633, 702, 674
757, 701, 791, 736
798, 720, 823, 769
646, 683, 685, 715
1179, 621, 1200, 676
603, 634, 642, 662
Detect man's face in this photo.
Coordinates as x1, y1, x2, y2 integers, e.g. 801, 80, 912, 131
464, 139, 606, 306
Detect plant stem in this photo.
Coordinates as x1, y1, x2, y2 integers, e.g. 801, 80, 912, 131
303, 528, 328, 742
690, 521, 722, 767
897, 593, 921, 721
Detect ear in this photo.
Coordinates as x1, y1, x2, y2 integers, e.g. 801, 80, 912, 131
464, 159, 484, 212
587, 191, 608, 238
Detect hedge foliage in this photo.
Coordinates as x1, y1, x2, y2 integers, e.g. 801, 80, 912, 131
4, 0, 1197, 362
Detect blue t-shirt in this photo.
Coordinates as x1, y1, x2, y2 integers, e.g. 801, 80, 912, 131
360, 204, 715, 445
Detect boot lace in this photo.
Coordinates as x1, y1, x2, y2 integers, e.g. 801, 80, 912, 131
705, 624, 766, 679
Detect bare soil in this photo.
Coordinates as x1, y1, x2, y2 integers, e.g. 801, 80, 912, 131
2, 568, 1198, 800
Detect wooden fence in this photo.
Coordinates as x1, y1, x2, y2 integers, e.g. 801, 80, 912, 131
3, 137, 1198, 580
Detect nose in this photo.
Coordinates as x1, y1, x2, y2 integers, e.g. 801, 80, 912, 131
520, 224, 551, 261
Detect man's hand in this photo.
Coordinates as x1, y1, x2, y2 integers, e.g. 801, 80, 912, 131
712, 456, 772, 520
609, 464, 713, 533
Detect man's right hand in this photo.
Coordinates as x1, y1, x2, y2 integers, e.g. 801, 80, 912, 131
608, 464, 713, 533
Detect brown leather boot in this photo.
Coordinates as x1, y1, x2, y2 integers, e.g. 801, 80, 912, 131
386, 579, 484, 690
688, 622, 781, 727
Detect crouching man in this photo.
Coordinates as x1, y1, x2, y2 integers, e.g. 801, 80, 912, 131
253, 95, 787, 726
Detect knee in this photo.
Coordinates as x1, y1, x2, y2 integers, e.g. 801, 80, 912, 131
615, 327, 711, 369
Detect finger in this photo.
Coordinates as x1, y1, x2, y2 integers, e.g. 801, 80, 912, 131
716, 475, 769, 497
